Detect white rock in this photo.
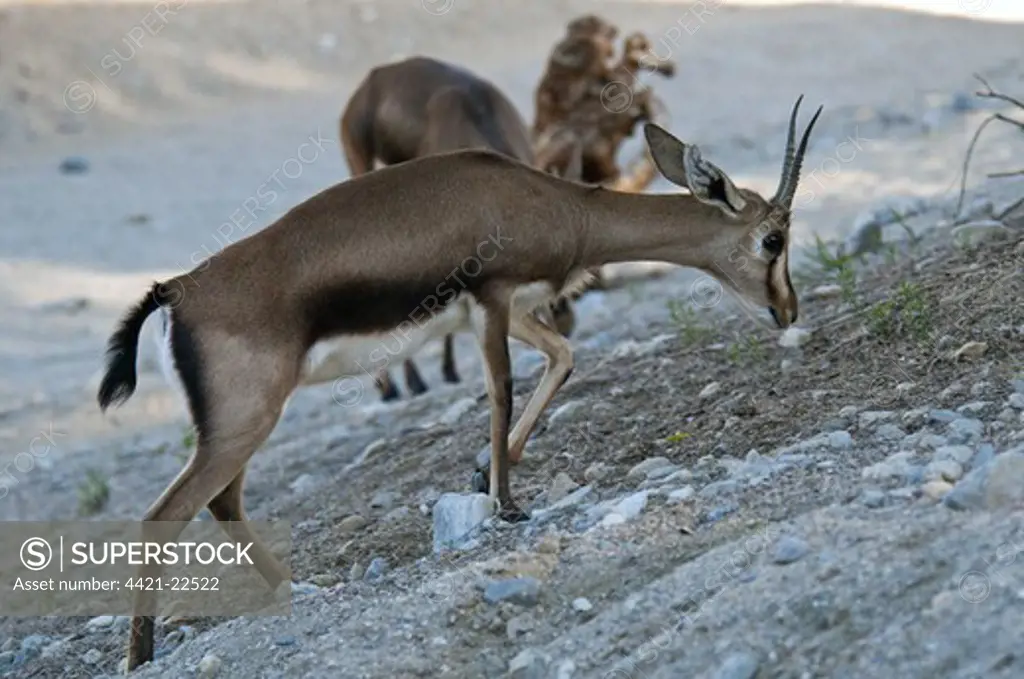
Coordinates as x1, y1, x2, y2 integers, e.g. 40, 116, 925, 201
666, 486, 695, 504
85, 615, 115, 631
612, 490, 649, 520
548, 399, 587, 425
1008, 393, 1024, 410
432, 493, 493, 553
952, 220, 1011, 247
699, 382, 721, 399
198, 653, 222, 678
598, 512, 627, 528
778, 327, 813, 348
953, 341, 988, 360
828, 431, 854, 450
626, 457, 673, 480
439, 397, 477, 426
572, 597, 593, 612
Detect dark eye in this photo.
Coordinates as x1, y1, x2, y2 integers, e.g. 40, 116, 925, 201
762, 232, 784, 256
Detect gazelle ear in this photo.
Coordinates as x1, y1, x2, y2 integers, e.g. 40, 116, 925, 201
644, 123, 747, 217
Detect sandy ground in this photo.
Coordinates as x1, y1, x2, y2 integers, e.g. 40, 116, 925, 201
0, 1, 1023, 676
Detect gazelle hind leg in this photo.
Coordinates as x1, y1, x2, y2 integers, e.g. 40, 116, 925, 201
127, 336, 298, 671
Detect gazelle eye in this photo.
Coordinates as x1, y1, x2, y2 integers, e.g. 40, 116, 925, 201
762, 232, 784, 256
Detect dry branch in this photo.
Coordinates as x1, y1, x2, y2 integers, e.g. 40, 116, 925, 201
954, 75, 1024, 219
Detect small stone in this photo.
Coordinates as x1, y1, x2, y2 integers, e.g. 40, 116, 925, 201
572, 597, 593, 612
484, 577, 542, 606
947, 418, 984, 444
828, 430, 853, 450
626, 457, 673, 480
953, 341, 988, 360
541, 486, 593, 515
934, 445, 974, 465
945, 449, 1024, 511
85, 615, 115, 631
838, 405, 860, 421
432, 493, 493, 553
712, 651, 761, 679
611, 491, 649, 520
957, 401, 991, 415
348, 562, 365, 581
506, 614, 535, 640
80, 648, 102, 664
916, 434, 949, 451
338, 514, 368, 534
778, 327, 813, 348
1012, 379, 1024, 395
439, 397, 476, 426
644, 464, 680, 481
364, 557, 389, 581
699, 382, 722, 399
198, 653, 222, 677
858, 410, 894, 429
1, 639, 14, 653
1008, 393, 1024, 410
952, 220, 1010, 247
924, 459, 964, 482
547, 472, 580, 505
40, 640, 67, 660
548, 399, 587, 425
509, 648, 551, 679
929, 409, 960, 424
874, 423, 906, 441
369, 490, 398, 509
971, 443, 996, 470
584, 463, 610, 484
59, 156, 89, 174
772, 536, 810, 564
308, 572, 338, 587
598, 513, 627, 528
20, 635, 49, 654
808, 283, 842, 300
0, 652, 14, 667
859, 489, 886, 508
666, 486, 695, 504
290, 474, 318, 494
862, 452, 914, 481
922, 480, 954, 500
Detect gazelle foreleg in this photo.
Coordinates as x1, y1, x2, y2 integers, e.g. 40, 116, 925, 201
472, 311, 574, 496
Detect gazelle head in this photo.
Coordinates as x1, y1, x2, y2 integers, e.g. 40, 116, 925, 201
643, 96, 822, 329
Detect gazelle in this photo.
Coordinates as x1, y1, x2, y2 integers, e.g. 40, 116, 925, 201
98, 96, 820, 671
340, 56, 580, 402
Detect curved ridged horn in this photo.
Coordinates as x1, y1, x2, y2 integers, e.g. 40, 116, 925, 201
772, 95, 823, 208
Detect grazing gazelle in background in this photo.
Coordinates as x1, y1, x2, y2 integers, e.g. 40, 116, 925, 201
339, 56, 580, 402
97, 95, 820, 671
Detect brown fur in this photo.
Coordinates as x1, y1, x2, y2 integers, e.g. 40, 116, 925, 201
99, 98, 821, 672
340, 56, 576, 401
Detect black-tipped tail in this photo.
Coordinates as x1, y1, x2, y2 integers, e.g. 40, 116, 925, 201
97, 284, 161, 411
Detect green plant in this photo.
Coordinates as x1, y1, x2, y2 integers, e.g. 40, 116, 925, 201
78, 469, 110, 516
867, 281, 933, 342
665, 431, 691, 443
804, 234, 862, 304
667, 299, 714, 346
181, 427, 197, 450
726, 335, 766, 365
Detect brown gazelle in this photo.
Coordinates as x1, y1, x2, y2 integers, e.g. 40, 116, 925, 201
340, 56, 579, 402
98, 95, 820, 671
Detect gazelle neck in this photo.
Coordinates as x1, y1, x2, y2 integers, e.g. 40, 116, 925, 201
579, 186, 726, 271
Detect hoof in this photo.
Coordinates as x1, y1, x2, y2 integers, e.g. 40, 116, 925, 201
471, 470, 489, 494
498, 503, 531, 523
